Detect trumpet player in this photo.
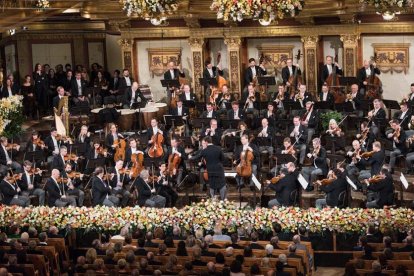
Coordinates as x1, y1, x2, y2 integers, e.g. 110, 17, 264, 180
227, 101, 245, 120
243, 84, 259, 117
257, 118, 274, 154
345, 84, 363, 114
294, 84, 312, 109
318, 84, 334, 108
201, 119, 221, 146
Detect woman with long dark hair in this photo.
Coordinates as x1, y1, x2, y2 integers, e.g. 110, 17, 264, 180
33, 63, 48, 115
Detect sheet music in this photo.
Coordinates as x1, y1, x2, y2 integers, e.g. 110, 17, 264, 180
297, 174, 308, 190
251, 174, 261, 190
400, 173, 409, 190
346, 176, 358, 190
224, 172, 237, 177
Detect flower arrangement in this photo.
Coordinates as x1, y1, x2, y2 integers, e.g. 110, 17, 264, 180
35, 0, 50, 10
120, 0, 179, 18
1, 199, 414, 234
0, 95, 24, 138
360, 0, 413, 13
210, 0, 304, 22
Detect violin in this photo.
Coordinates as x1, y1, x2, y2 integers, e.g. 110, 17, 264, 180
6, 143, 20, 150
56, 177, 70, 184
56, 134, 73, 143
270, 175, 284, 184
113, 138, 126, 161
327, 126, 342, 137
33, 138, 45, 148
28, 168, 43, 175
148, 131, 164, 158
361, 151, 375, 159
392, 127, 401, 139
97, 146, 108, 156
315, 177, 336, 186
168, 150, 181, 176
357, 128, 369, 144
6, 174, 21, 183
367, 174, 385, 184
66, 171, 83, 179
130, 152, 144, 178
64, 153, 78, 161
236, 148, 254, 178
102, 173, 113, 181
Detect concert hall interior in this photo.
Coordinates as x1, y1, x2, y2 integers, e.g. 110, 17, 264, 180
2, 0, 414, 275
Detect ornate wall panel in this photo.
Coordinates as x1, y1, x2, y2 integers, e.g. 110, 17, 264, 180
340, 34, 359, 77
301, 36, 319, 94
188, 38, 204, 99
224, 37, 242, 94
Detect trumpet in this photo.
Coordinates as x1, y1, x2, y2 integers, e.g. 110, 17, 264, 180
295, 93, 303, 101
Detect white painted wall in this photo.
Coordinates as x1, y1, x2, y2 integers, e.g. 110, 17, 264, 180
207, 39, 228, 78
105, 34, 122, 74
5, 44, 16, 76
136, 39, 192, 101
362, 35, 414, 100
31, 43, 72, 69
88, 42, 105, 68
322, 36, 343, 66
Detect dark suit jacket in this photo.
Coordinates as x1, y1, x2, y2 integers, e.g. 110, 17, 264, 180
289, 125, 308, 144
70, 79, 88, 97
393, 110, 412, 130
92, 176, 111, 206
357, 66, 381, 88
146, 127, 166, 145
347, 92, 364, 110
299, 109, 319, 129
171, 106, 189, 117
179, 92, 197, 102
51, 155, 66, 172
320, 176, 347, 207
201, 110, 218, 119
359, 150, 385, 175
164, 69, 185, 80
282, 66, 301, 84
118, 76, 134, 94
108, 167, 130, 188
389, 128, 407, 154
0, 86, 13, 98
227, 109, 245, 120
0, 180, 19, 205
234, 143, 260, 166
108, 77, 120, 92
321, 64, 343, 83
0, 146, 10, 166
203, 66, 223, 79
44, 135, 62, 156
367, 174, 394, 207
164, 146, 187, 169
45, 178, 65, 207
200, 127, 222, 146
124, 87, 147, 106
314, 147, 329, 176
268, 172, 297, 206
135, 177, 153, 206
318, 92, 335, 108
244, 66, 267, 85
249, 243, 264, 249
52, 96, 63, 110
19, 172, 42, 191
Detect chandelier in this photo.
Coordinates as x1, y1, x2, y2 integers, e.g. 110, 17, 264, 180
120, 0, 178, 23
360, 0, 413, 20
210, 0, 304, 24
35, 0, 50, 11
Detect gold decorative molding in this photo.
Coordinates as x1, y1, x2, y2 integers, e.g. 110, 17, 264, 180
340, 34, 360, 48
224, 37, 242, 50
188, 37, 204, 51
192, 51, 203, 98
301, 36, 319, 48
184, 14, 200, 28
118, 39, 133, 50
340, 34, 359, 77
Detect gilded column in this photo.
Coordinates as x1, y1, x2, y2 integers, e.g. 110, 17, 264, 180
117, 38, 134, 75
188, 37, 204, 99
301, 36, 319, 95
340, 34, 360, 77
224, 37, 242, 95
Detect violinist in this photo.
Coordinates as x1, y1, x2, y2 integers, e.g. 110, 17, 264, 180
201, 102, 218, 119
289, 116, 308, 165
125, 138, 144, 165
45, 169, 77, 207
357, 60, 381, 95
368, 99, 386, 141
294, 84, 312, 108
318, 84, 334, 108
365, 168, 394, 208
345, 140, 365, 184
242, 84, 259, 117
357, 141, 385, 182
393, 101, 411, 131
325, 119, 345, 152
52, 146, 78, 172
244, 58, 267, 88
189, 136, 226, 199
25, 131, 46, 153
301, 138, 328, 191
234, 134, 260, 190
279, 137, 297, 159
321, 56, 343, 84
91, 166, 119, 207
0, 170, 29, 207
267, 167, 298, 208
108, 160, 132, 207
314, 169, 347, 209
300, 101, 319, 145
0, 136, 22, 175
76, 125, 91, 145
404, 83, 414, 106
179, 84, 197, 102
105, 123, 124, 160
282, 58, 301, 87
44, 127, 64, 162
165, 136, 187, 186
256, 118, 274, 154
201, 119, 222, 146
227, 101, 245, 120
356, 121, 370, 150
217, 85, 232, 113
147, 118, 166, 156
156, 162, 178, 207
19, 161, 45, 206
61, 163, 85, 206
134, 169, 166, 208
85, 140, 108, 163
386, 119, 407, 174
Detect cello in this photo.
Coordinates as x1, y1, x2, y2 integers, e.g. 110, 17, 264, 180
287, 50, 303, 99
148, 131, 164, 158
168, 150, 181, 177
365, 54, 382, 100
113, 138, 126, 161
236, 148, 254, 178
130, 152, 144, 178
326, 54, 345, 104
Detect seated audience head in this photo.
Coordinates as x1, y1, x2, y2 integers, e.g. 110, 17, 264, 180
265, 244, 274, 255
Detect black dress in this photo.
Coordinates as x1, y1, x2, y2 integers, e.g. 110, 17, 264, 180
21, 84, 37, 118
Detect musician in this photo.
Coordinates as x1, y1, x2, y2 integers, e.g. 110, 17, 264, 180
91, 166, 120, 207
365, 168, 394, 208
189, 136, 226, 199
228, 101, 245, 120
99, 97, 120, 125
404, 137, 414, 174
171, 98, 189, 118
301, 138, 328, 190
315, 169, 347, 209
179, 84, 197, 102
217, 85, 232, 112
147, 118, 167, 156
164, 61, 185, 81
289, 116, 308, 165
267, 167, 298, 208
325, 119, 345, 152
261, 102, 277, 127
368, 99, 387, 142
156, 162, 178, 207
52, 146, 77, 172
256, 118, 274, 154
387, 119, 407, 174
45, 169, 77, 207
294, 84, 312, 108
76, 125, 91, 156
19, 161, 46, 206
393, 101, 411, 131
108, 160, 132, 207
345, 140, 365, 183
0, 136, 21, 175
357, 60, 381, 95
203, 59, 223, 95
123, 81, 147, 109
345, 84, 364, 114
318, 84, 334, 108
321, 56, 343, 84
86, 140, 108, 162
201, 102, 218, 119
234, 134, 260, 190
44, 128, 63, 162
300, 101, 319, 145
70, 72, 89, 105
272, 84, 289, 113
25, 131, 45, 153
405, 83, 414, 105
357, 141, 385, 181
201, 119, 221, 146
244, 58, 267, 87
108, 69, 120, 96
52, 86, 66, 110
243, 84, 259, 117
94, 71, 109, 98
105, 123, 125, 158
61, 163, 85, 207
165, 136, 187, 187
118, 68, 134, 95
125, 138, 144, 165
134, 169, 166, 208
0, 170, 30, 207
282, 58, 301, 86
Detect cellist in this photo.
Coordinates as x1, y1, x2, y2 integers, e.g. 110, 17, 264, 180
125, 138, 144, 165
164, 136, 187, 187
147, 118, 166, 158
105, 123, 125, 162
234, 134, 260, 191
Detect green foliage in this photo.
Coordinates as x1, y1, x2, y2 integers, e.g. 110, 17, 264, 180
2, 108, 24, 139
320, 111, 343, 131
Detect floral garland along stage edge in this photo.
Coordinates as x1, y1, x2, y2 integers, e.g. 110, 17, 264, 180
210, 0, 304, 22
0, 95, 24, 138
360, 0, 414, 13
2, 199, 414, 234
121, 0, 179, 18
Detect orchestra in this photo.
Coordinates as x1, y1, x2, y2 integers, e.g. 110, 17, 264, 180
2, 54, 414, 212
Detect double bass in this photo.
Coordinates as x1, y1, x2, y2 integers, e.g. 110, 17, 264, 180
216, 52, 227, 90
288, 50, 303, 99
236, 148, 254, 178
148, 131, 164, 158
326, 55, 345, 104
365, 54, 382, 100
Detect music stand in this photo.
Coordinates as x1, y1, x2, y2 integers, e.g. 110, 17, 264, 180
161, 79, 180, 91
314, 101, 332, 110
23, 150, 45, 164
334, 102, 354, 113
179, 136, 193, 147
258, 76, 276, 102
183, 100, 196, 110
283, 100, 301, 113
254, 137, 272, 147
274, 154, 296, 165
164, 115, 184, 127
221, 119, 241, 129
195, 102, 206, 112
339, 77, 358, 87
143, 158, 161, 171
69, 143, 87, 156
85, 158, 106, 171
191, 118, 212, 129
